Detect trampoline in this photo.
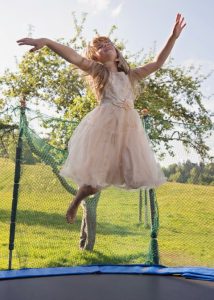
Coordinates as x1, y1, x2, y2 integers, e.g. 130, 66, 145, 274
0, 265, 214, 300
1, 103, 214, 300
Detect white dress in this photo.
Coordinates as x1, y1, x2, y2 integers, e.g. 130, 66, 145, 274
59, 69, 167, 191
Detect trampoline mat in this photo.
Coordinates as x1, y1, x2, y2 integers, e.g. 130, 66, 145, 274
1, 274, 214, 300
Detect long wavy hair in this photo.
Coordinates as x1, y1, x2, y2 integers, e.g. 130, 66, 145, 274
79, 36, 142, 103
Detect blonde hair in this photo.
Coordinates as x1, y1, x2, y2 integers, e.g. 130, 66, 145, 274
79, 36, 142, 103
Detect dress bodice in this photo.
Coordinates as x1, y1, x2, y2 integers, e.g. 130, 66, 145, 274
100, 72, 135, 110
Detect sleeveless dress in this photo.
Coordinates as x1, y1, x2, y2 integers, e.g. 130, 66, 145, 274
59, 69, 167, 191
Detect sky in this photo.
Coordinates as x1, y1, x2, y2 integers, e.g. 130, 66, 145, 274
0, 0, 214, 166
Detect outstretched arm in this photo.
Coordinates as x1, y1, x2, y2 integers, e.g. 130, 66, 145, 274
16, 38, 95, 74
131, 13, 187, 80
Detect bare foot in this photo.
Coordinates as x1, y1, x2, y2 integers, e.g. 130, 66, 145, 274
65, 186, 100, 224
66, 201, 78, 224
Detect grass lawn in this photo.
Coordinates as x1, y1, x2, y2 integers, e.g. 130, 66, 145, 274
0, 158, 213, 270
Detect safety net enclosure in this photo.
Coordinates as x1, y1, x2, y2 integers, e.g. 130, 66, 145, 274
0, 101, 213, 284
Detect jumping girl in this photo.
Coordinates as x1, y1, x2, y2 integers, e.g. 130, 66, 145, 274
16, 13, 186, 224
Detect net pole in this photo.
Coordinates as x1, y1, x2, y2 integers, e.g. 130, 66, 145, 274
8, 97, 26, 270
141, 109, 160, 265
139, 188, 143, 223
144, 189, 150, 229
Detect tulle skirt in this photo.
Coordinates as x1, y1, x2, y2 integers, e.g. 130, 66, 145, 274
59, 102, 167, 191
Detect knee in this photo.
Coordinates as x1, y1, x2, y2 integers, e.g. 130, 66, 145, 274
89, 185, 101, 195
81, 184, 100, 195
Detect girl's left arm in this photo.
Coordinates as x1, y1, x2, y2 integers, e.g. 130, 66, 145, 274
131, 13, 186, 79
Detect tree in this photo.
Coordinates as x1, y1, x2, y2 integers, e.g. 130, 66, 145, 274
0, 122, 18, 157
188, 167, 200, 184
163, 161, 214, 185
169, 170, 182, 182
0, 11, 213, 162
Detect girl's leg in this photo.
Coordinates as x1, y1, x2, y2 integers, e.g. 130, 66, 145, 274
66, 184, 100, 224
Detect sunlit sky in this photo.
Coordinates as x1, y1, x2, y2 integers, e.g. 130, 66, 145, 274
1, 0, 213, 166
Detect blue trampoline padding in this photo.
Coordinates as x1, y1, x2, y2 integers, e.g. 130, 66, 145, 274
0, 264, 213, 281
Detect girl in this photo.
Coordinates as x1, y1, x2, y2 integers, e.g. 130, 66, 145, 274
17, 13, 186, 224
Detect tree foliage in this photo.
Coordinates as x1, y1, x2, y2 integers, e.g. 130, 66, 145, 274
162, 159, 214, 185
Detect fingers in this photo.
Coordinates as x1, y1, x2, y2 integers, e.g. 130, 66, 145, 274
176, 13, 182, 22
16, 37, 33, 46
181, 23, 187, 30
16, 38, 40, 53
176, 13, 184, 23
16, 38, 28, 43
175, 13, 187, 28
17, 42, 26, 45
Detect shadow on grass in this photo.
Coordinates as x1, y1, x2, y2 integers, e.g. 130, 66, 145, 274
0, 209, 81, 232
96, 222, 147, 237
0, 209, 148, 237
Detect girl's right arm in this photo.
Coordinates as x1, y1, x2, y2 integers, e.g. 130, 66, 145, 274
16, 37, 95, 73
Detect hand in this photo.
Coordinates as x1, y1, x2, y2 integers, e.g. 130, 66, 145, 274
172, 13, 186, 39
16, 37, 47, 52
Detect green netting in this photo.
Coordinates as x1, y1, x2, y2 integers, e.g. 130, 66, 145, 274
0, 106, 213, 270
